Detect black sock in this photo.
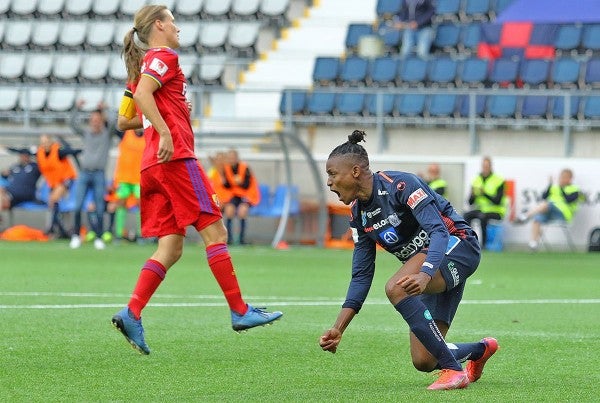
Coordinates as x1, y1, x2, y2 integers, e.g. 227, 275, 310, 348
394, 296, 462, 371
447, 342, 485, 363
239, 219, 246, 244
226, 218, 233, 244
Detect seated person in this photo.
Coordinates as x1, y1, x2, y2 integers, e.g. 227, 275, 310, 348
0, 147, 41, 212
514, 169, 583, 251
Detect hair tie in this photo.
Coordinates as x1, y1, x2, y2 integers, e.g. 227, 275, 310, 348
132, 27, 138, 33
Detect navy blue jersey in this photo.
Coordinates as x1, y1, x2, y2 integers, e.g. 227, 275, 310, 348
343, 171, 474, 312
4, 162, 41, 201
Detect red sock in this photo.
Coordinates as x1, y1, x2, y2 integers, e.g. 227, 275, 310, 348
128, 259, 167, 320
206, 243, 247, 315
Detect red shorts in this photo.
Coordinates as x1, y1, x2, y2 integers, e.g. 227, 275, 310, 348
140, 158, 222, 237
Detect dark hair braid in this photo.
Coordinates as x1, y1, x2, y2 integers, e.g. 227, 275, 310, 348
328, 130, 370, 167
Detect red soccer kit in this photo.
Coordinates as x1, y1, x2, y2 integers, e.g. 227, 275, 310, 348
134, 47, 221, 237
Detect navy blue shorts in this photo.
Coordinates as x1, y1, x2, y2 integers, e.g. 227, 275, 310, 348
420, 233, 481, 326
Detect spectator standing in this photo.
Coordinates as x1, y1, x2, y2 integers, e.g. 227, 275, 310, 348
463, 156, 507, 250
0, 147, 41, 213
425, 163, 447, 197
395, 0, 436, 59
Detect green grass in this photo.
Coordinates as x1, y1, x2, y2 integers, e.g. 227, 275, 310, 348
0, 241, 598, 402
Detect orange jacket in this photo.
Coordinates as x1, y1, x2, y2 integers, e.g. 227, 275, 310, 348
208, 167, 234, 207
114, 130, 144, 184
223, 162, 260, 206
36, 143, 77, 188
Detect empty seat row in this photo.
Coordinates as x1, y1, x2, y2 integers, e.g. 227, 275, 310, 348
0, 19, 262, 56
0, 87, 125, 113
279, 90, 600, 121
2, 0, 290, 23
313, 55, 599, 89
377, 0, 515, 23
0, 51, 228, 86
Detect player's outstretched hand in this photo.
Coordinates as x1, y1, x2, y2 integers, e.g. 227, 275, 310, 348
319, 328, 342, 354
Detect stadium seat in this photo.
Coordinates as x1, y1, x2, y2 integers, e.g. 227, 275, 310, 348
258, 0, 290, 27
345, 24, 374, 53
113, 21, 131, 49
198, 54, 227, 85
376, 0, 402, 18
203, 0, 233, 19
434, 0, 461, 22
47, 88, 77, 112
427, 57, 458, 86
460, 24, 481, 54
583, 58, 600, 89
339, 56, 369, 86
31, 20, 60, 49
458, 94, 486, 117
86, 21, 116, 50
365, 93, 395, 116
493, 0, 515, 15
394, 93, 426, 116
80, 54, 110, 83
77, 88, 105, 112
4, 21, 33, 49
64, 0, 93, 17
262, 184, 299, 217
550, 57, 581, 88
427, 94, 458, 117
486, 94, 517, 118
249, 184, 272, 216
312, 57, 340, 86
582, 95, 600, 120
227, 22, 261, 58
279, 89, 307, 115
554, 24, 583, 55
25, 54, 54, 82
175, 0, 204, 19
519, 59, 551, 88
378, 23, 402, 52
58, 21, 88, 49
0, 0, 10, 16
432, 23, 461, 53
232, 0, 260, 19
306, 91, 336, 115
397, 57, 428, 87
489, 57, 519, 87
199, 22, 229, 53
52, 53, 81, 82
119, 0, 145, 18
10, 0, 37, 17
581, 24, 600, 55
92, 0, 120, 18
551, 95, 580, 119
0, 53, 26, 82
336, 93, 366, 115
460, 0, 491, 22
177, 21, 201, 51
0, 88, 19, 112
520, 95, 549, 119
108, 53, 127, 83
178, 54, 198, 83
368, 56, 399, 86
37, 0, 66, 17
19, 88, 48, 112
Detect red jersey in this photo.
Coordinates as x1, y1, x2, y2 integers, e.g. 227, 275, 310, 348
133, 47, 195, 171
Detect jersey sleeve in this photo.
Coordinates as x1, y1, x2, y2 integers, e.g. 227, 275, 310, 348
141, 49, 179, 87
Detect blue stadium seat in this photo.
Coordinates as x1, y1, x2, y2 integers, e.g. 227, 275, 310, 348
427, 94, 458, 117
368, 56, 399, 86
581, 24, 600, 54
339, 56, 369, 86
582, 95, 600, 120
551, 57, 581, 88
249, 184, 272, 216
458, 57, 488, 87
262, 184, 299, 217
345, 24, 374, 52
519, 59, 551, 87
434, 0, 461, 22
493, 0, 515, 15
336, 93, 366, 115
376, 0, 402, 17
433, 23, 461, 53
427, 57, 458, 86
397, 57, 428, 86
379, 23, 402, 51
551, 95, 580, 119
394, 94, 426, 116
458, 94, 486, 117
486, 94, 517, 118
365, 93, 395, 116
489, 57, 520, 86
279, 90, 307, 115
312, 57, 340, 86
554, 24, 583, 55
461, 0, 491, 22
583, 58, 600, 89
460, 24, 481, 54
306, 91, 336, 115
520, 96, 549, 119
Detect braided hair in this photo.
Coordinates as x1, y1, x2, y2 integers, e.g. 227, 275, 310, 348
328, 130, 370, 168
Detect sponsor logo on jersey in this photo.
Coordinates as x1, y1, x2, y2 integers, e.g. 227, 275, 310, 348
387, 213, 401, 227
366, 208, 382, 218
397, 181, 406, 191
379, 228, 400, 245
392, 229, 430, 260
364, 218, 389, 233
407, 188, 428, 209
149, 57, 169, 76
447, 261, 460, 287
361, 211, 367, 226
351, 227, 359, 243
378, 189, 389, 196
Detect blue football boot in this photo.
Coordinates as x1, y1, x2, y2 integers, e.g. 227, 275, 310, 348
231, 304, 283, 332
111, 307, 150, 355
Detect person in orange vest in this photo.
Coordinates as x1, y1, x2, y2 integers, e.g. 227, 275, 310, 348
222, 149, 260, 245
36, 134, 80, 238
207, 151, 233, 211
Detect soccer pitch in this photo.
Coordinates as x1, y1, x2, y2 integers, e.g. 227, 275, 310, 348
0, 241, 598, 402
